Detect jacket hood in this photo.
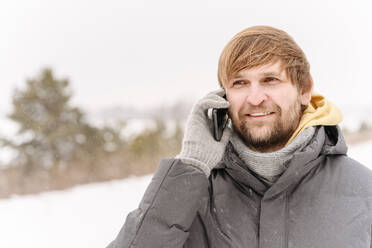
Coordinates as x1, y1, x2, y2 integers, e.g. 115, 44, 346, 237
286, 92, 343, 145
215, 125, 348, 197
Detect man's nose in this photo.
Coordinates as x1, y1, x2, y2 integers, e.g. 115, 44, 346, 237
245, 84, 268, 106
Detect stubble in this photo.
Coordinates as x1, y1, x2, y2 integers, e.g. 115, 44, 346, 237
232, 98, 303, 153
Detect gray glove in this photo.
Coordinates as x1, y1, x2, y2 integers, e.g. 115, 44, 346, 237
176, 89, 232, 177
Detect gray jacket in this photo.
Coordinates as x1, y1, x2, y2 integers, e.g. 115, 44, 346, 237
107, 126, 372, 248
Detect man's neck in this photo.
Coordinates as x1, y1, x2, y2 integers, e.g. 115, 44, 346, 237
229, 126, 316, 184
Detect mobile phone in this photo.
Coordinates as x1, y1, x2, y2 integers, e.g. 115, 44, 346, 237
212, 108, 229, 141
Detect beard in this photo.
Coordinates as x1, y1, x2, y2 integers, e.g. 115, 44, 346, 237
231, 98, 304, 153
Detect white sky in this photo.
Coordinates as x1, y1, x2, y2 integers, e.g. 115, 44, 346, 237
2, 0, 372, 115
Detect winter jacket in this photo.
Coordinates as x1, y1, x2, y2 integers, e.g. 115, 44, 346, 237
107, 126, 372, 248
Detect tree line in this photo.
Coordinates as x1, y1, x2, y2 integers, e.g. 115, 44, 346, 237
0, 68, 184, 198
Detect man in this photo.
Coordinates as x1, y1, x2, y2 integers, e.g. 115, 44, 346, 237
107, 26, 372, 248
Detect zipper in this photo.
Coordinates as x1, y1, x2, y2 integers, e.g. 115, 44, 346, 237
284, 191, 290, 248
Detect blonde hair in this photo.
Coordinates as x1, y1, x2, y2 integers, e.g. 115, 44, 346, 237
218, 26, 311, 91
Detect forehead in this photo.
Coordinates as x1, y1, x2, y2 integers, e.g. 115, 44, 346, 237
232, 60, 287, 79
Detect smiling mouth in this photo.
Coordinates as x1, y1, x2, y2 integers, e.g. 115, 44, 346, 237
247, 112, 273, 117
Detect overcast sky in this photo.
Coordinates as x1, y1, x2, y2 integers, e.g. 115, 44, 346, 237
2, 0, 372, 115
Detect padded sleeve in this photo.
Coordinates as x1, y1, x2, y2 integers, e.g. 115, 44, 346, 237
107, 158, 209, 248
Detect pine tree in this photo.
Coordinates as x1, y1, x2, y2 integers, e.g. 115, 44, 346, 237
5, 68, 116, 171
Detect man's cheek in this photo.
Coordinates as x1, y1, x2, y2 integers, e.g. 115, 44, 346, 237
228, 105, 238, 118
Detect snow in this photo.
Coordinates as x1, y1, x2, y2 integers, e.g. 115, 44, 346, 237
0, 142, 371, 248
0, 175, 153, 248
347, 141, 372, 170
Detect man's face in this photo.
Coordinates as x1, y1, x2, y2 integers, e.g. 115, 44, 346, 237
225, 61, 312, 153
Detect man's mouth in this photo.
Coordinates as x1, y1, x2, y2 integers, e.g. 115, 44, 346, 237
247, 112, 273, 117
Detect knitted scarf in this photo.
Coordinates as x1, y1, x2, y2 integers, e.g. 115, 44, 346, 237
229, 126, 316, 185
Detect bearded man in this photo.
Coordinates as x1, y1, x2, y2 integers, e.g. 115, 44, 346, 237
107, 26, 372, 248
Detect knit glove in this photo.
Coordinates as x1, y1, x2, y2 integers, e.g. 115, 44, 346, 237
176, 89, 232, 177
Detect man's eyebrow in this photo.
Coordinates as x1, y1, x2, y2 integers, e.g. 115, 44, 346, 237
232, 71, 282, 79
261, 72, 282, 77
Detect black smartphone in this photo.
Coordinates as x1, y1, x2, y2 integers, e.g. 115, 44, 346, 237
212, 108, 229, 141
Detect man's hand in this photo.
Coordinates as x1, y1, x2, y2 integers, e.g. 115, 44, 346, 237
176, 89, 232, 177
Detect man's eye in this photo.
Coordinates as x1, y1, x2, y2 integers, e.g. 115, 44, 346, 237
232, 81, 245, 86
263, 77, 277, 83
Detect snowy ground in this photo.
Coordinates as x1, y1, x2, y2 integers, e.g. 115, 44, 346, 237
0, 142, 371, 248
0, 175, 153, 248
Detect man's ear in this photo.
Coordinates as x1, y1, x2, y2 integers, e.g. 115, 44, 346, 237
300, 75, 313, 105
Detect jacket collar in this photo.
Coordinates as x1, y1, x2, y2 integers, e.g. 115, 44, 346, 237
214, 125, 348, 197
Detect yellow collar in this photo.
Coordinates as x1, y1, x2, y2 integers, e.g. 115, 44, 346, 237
286, 92, 343, 145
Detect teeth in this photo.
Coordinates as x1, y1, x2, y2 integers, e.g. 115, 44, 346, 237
249, 112, 271, 117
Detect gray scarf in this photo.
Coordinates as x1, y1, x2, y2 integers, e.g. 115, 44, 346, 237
229, 126, 316, 185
